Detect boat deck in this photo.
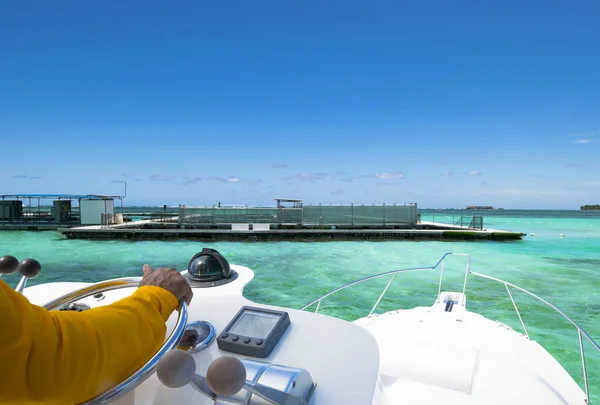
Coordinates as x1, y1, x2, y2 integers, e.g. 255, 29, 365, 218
355, 305, 585, 404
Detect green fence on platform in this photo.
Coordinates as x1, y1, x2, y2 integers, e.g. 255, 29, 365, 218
178, 204, 418, 227
302, 204, 417, 226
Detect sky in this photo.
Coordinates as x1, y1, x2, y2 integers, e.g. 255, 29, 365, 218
1, 1, 599, 209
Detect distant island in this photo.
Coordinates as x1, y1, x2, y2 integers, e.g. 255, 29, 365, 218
581, 205, 600, 210
465, 206, 504, 211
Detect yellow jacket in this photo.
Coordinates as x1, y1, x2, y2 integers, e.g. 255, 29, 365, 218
0, 279, 178, 404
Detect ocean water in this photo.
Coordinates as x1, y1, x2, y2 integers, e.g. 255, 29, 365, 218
1, 210, 599, 399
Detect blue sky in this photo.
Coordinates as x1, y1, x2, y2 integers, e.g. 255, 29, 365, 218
1, 1, 598, 209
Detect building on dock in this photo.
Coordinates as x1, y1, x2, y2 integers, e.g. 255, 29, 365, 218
0, 194, 122, 229
274, 198, 303, 208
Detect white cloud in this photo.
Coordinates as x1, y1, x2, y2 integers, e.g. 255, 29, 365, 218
570, 129, 598, 144
182, 176, 202, 184
208, 176, 243, 183
341, 175, 373, 182
291, 173, 332, 181
488, 189, 571, 196
467, 170, 482, 176
150, 174, 175, 181
376, 172, 404, 179
442, 171, 452, 177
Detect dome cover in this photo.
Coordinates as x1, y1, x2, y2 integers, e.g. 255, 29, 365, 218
187, 248, 235, 285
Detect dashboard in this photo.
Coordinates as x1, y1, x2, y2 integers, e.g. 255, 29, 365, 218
21, 260, 382, 405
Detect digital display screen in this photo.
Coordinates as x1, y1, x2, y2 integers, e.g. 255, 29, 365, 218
229, 309, 280, 338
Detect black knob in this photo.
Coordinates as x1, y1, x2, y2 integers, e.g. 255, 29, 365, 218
0, 256, 19, 275
18, 258, 41, 278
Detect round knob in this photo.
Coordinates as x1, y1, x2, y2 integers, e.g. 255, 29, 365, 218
18, 258, 41, 278
156, 350, 196, 388
0, 256, 19, 275
206, 356, 246, 397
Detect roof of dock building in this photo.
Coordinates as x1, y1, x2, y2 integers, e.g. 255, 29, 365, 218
1, 194, 122, 200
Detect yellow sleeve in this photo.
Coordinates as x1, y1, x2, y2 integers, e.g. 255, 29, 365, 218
0, 280, 179, 405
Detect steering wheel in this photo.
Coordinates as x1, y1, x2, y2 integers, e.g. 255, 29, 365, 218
42, 277, 189, 405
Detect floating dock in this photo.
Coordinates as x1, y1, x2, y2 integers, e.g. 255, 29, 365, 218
58, 221, 524, 241
0, 223, 66, 231
2, 196, 525, 241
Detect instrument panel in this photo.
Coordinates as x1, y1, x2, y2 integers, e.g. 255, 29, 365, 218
217, 306, 290, 358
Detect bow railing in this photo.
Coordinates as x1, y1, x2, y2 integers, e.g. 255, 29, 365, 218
300, 252, 599, 404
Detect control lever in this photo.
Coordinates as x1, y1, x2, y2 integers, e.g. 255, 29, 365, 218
157, 350, 309, 405
0, 256, 19, 278
157, 350, 216, 400
15, 258, 42, 293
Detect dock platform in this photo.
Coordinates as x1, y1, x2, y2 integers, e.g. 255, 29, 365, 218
2, 199, 525, 241
0, 223, 65, 231
58, 222, 524, 241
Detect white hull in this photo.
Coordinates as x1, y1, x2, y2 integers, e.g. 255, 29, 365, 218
354, 299, 583, 404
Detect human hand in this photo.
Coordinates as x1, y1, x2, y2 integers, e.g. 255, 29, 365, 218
139, 265, 193, 305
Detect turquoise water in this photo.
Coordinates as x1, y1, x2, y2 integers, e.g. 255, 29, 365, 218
1, 211, 599, 398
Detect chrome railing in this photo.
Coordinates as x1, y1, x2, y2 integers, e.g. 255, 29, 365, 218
468, 270, 599, 404
300, 252, 470, 316
300, 252, 599, 404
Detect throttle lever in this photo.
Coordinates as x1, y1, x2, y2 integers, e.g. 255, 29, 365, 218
0, 256, 19, 278
157, 350, 312, 405
15, 258, 42, 293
